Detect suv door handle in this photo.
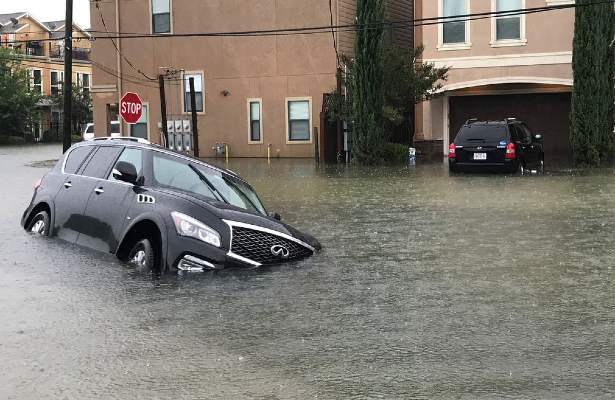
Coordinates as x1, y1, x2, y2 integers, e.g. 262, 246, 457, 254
94, 188, 104, 195
64, 182, 72, 188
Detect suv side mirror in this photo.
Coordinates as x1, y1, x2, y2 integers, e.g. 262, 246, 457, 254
533, 134, 543, 142
270, 212, 282, 221
112, 161, 139, 185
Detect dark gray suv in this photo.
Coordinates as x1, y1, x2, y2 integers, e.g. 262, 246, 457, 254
22, 138, 320, 273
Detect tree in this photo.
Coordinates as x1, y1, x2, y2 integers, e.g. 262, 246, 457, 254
0, 48, 41, 138
49, 84, 92, 135
327, 47, 449, 148
570, 1, 615, 167
382, 46, 449, 145
352, 0, 386, 165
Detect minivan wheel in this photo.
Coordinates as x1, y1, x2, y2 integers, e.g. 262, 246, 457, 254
27, 211, 50, 236
127, 239, 155, 273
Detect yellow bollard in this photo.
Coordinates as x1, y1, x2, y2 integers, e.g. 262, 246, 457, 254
267, 144, 271, 164
225, 144, 229, 164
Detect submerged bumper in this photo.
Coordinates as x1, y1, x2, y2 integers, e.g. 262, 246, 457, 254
449, 160, 517, 172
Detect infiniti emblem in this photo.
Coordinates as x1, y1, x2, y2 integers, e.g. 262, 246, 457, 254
271, 245, 290, 259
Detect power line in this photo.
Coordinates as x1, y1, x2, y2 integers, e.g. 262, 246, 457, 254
3, 0, 613, 47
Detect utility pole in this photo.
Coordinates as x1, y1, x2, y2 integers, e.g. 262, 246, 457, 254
62, 0, 73, 153
189, 77, 200, 158
159, 74, 169, 147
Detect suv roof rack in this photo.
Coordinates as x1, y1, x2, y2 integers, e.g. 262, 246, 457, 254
91, 136, 151, 144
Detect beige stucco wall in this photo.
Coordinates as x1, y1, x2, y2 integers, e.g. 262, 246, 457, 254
91, 0, 346, 158
415, 0, 575, 148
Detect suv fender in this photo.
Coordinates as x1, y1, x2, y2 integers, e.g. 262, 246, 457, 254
116, 212, 168, 271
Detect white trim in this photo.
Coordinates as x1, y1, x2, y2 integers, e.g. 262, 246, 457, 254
247, 98, 264, 144
91, 84, 117, 93
181, 71, 205, 115
130, 102, 151, 142
438, 77, 573, 93
438, 0, 472, 51
150, 0, 174, 35
546, 0, 574, 5
425, 51, 572, 69
490, 0, 527, 47
285, 97, 313, 145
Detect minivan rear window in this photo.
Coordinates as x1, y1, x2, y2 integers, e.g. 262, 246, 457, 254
455, 125, 509, 143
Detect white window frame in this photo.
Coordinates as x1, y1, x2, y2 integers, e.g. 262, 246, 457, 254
51, 70, 64, 96
438, 0, 472, 51
76, 72, 91, 93
28, 68, 43, 94
181, 71, 205, 115
130, 102, 151, 141
490, 0, 527, 47
150, 0, 173, 34
247, 98, 263, 144
285, 97, 313, 144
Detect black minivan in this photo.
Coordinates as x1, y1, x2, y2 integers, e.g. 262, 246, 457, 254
448, 119, 544, 173
22, 138, 320, 272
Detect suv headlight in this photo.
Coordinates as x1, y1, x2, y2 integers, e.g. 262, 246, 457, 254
171, 212, 221, 248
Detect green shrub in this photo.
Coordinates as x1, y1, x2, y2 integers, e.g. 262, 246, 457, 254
0, 136, 26, 145
71, 135, 83, 143
383, 142, 409, 164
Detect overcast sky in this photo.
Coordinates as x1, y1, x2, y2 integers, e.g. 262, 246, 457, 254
0, 0, 90, 28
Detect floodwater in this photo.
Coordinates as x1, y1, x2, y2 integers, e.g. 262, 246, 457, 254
2, 144, 615, 399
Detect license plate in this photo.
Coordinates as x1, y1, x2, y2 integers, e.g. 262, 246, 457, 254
473, 153, 487, 160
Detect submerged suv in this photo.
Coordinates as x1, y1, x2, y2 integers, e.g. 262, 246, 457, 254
448, 119, 544, 173
22, 138, 320, 272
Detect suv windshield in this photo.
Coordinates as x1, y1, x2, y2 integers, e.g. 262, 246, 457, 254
455, 124, 509, 144
152, 152, 267, 215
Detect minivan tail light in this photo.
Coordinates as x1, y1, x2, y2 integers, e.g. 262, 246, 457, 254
505, 142, 516, 160
448, 143, 456, 159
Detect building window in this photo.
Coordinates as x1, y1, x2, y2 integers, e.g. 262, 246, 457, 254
183, 73, 204, 113
29, 69, 42, 94
441, 0, 467, 45
248, 99, 262, 143
51, 71, 64, 96
287, 99, 311, 142
152, 0, 171, 34
130, 104, 149, 140
77, 73, 91, 95
495, 0, 522, 41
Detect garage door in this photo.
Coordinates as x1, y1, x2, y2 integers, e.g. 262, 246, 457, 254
449, 92, 572, 165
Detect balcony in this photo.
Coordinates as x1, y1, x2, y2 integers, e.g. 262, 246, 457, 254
49, 47, 91, 62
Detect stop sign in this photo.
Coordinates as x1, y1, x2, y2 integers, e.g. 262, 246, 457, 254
120, 92, 143, 124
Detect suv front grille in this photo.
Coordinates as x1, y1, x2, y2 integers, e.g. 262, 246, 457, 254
230, 226, 313, 265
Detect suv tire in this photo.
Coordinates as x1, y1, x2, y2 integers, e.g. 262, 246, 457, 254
27, 211, 50, 236
127, 238, 156, 273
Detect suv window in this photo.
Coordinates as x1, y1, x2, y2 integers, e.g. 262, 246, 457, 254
109, 148, 143, 182
455, 125, 508, 144
152, 152, 217, 199
86, 125, 94, 134
64, 146, 94, 174
81, 146, 123, 179
512, 124, 530, 144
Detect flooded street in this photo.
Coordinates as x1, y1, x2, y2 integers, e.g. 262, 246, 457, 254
2, 145, 615, 399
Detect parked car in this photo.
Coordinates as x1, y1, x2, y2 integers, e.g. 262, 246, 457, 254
21, 138, 320, 272
82, 121, 121, 141
448, 119, 544, 173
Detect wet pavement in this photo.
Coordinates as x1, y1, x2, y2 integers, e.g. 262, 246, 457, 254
1, 144, 615, 399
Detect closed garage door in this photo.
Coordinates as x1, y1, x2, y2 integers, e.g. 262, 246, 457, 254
449, 92, 572, 165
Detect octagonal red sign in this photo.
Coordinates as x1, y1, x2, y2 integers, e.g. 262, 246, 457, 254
120, 92, 143, 125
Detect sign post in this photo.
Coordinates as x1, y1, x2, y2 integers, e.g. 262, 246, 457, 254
120, 92, 143, 125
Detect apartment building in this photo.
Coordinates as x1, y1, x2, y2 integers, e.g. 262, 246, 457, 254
0, 12, 92, 140
90, 0, 412, 158
415, 0, 575, 164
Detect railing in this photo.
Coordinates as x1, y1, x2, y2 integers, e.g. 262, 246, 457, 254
49, 47, 91, 62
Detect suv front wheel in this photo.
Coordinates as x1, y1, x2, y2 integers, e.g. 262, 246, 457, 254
127, 239, 156, 273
